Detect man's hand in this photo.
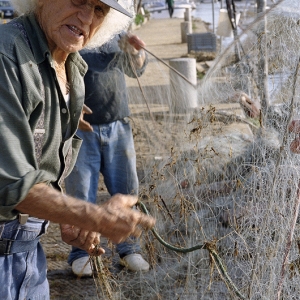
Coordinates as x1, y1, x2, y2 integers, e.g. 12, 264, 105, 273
96, 194, 155, 244
231, 91, 261, 118
289, 120, 300, 153
16, 184, 155, 249
60, 224, 105, 255
126, 34, 146, 51
78, 104, 93, 132
118, 34, 146, 68
118, 34, 146, 53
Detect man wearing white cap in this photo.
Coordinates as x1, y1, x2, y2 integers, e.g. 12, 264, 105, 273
0, 0, 155, 298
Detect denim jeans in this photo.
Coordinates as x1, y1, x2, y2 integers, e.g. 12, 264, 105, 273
65, 119, 141, 264
0, 217, 49, 300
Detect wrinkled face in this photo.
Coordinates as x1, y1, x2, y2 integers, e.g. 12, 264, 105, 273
36, 0, 110, 55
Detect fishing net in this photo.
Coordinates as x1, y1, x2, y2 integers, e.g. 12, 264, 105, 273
12, 0, 300, 299
91, 0, 300, 299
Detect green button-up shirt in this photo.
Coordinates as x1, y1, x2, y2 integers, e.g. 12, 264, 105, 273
0, 13, 87, 221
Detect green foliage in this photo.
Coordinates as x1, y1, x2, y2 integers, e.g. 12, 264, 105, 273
192, 21, 197, 30
135, 13, 145, 26
197, 70, 205, 80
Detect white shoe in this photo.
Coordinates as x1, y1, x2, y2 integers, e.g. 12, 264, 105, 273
72, 256, 93, 277
120, 254, 150, 272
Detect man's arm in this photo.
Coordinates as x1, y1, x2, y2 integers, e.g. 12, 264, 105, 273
15, 183, 155, 244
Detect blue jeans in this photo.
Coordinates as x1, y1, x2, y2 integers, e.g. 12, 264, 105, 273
0, 217, 49, 300
65, 119, 141, 264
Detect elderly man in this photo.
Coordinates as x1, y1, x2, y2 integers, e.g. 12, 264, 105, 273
0, 0, 155, 298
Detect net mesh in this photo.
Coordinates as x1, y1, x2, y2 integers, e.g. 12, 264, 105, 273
92, 0, 300, 299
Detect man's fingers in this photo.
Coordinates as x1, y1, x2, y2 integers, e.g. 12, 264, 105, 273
120, 34, 146, 51
127, 35, 146, 50
115, 194, 138, 207
83, 104, 93, 115
139, 214, 156, 230
99, 194, 156, 244
78, 120, 93, 132
79, 105, 93, 132
88, 244, 105, 256
93, 234, 100, 245
117, 195, 156, 229
289, 120, 300, 154
60, 224, 81, 243
289, 120, 300, 133
290, 137, 300, 153
76, 228, 91, 244
130, 209, 155, 233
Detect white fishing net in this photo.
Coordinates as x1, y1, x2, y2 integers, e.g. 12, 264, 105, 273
12, 0, 300, 299
91, 0, 300, 299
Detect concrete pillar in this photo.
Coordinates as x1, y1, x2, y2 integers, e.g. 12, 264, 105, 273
140, 7, 145, 15
184, 8, 192, 22
217, 9, 241, 38
169, 58, 198, 113
181, 21, 192, 43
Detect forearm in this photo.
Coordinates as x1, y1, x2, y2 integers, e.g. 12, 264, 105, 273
15, 183, 106, 232
15, 182, 155, 244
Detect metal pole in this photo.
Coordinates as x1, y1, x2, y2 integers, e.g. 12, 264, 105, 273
257, 0, 269, 127
212, 0, 215, 33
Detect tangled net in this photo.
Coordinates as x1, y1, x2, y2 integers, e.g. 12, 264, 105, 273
88, 0, 300, 299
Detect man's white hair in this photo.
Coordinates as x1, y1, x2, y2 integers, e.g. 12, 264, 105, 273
10, 0, 135, 48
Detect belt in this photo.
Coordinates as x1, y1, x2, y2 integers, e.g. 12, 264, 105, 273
18, 213, 29, 225
0, 213, 29, 225
0, 238, 40, 255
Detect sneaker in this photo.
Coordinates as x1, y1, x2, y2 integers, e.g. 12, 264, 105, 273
72, 256, 92, 277
120, 254, 150, 272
